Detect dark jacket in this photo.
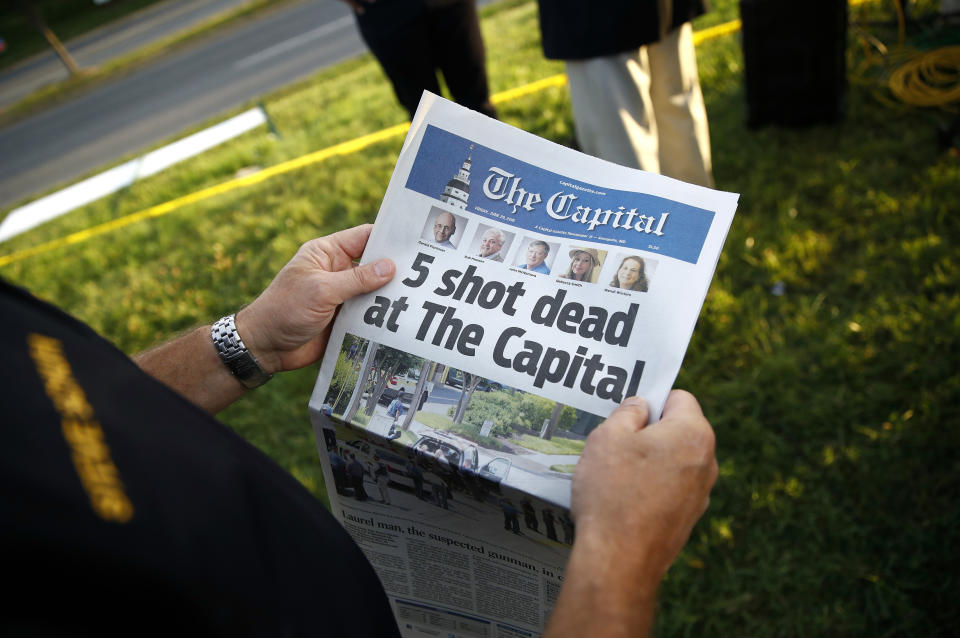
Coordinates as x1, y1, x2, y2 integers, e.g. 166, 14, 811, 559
538, 0, 708, 60
0, 279, 400, 637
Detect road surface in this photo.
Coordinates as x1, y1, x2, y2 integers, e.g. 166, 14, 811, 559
0, 0, 257, 110
0, 0, 365, 208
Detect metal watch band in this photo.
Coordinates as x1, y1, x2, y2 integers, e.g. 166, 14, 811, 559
210, 314, 273, 389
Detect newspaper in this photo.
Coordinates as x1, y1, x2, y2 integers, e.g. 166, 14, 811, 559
308, 93, 738, 637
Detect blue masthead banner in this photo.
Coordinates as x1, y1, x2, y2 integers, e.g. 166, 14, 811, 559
404, 125, 715, 264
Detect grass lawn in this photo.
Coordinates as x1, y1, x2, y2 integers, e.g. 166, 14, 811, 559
515, 434, 586, 456
398, 428, 419, 446
415, 412, 452, 430
1, 0, 957, 634
343, 411, 370, 427
550, 464, 576, 474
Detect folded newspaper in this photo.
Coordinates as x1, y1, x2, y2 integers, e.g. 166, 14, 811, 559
309, 93, 738, 637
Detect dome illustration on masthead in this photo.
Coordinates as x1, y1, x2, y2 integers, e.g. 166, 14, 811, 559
440, 145, 473, 210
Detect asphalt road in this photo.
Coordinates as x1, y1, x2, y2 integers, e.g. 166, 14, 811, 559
0, 0, 365, 209
0, 0, 257, 110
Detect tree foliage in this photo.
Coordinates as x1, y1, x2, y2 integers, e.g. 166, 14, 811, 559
453, 390, 577, 437
327, 352, 359, 414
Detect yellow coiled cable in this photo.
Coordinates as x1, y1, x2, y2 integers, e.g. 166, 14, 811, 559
852, 0, 960, 109
888, 45, 960, 107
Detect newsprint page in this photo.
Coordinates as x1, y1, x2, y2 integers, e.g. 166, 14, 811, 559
309, 93, 739, 637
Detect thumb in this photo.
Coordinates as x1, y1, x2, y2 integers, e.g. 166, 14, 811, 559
327, 258, 396, 303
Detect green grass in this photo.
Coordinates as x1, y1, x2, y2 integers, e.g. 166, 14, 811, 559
2, 0, 959, 634
412, 412, 508, 450
414, 412, 452, 430
398, 429, 419, 446
515, 434, 586, 456
351, 412, 371, 427
549, 464, 576, 474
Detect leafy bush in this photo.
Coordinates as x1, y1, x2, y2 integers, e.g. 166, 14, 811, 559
455, 391, 517, 436
454, 390, 577, 436
514, 394, 577, 431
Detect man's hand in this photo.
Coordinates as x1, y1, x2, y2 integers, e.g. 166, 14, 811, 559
135, 225, 394, 413
572, 391, 718, 579
544, 391, 718, 638
237, 224, 395, 375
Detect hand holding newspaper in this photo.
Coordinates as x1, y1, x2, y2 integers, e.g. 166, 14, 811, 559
309, 94, 737, 637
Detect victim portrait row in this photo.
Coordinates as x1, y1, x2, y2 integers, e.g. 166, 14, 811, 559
421, 207, 656, 292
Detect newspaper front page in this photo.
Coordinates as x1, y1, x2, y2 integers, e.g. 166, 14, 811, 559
308, 93, 739, 637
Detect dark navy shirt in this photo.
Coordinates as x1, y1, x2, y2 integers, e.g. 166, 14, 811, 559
0, 279, 400, 637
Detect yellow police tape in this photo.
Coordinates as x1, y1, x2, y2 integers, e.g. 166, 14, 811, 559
0, 123, 412, 267
0, 3, 876, 268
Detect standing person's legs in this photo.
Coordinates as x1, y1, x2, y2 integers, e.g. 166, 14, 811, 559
565, 51, 659, 171
428, 1, 497, 118
437, 482, 448, 509
357, 13, 440, 118
647, 23, 713, 187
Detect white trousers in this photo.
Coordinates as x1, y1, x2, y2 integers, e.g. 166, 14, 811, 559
565, 23, 713, 187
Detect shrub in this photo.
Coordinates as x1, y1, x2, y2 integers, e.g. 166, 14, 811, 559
453, 390, 577, 436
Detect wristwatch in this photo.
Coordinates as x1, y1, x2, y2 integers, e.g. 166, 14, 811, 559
210, 314, 273, 389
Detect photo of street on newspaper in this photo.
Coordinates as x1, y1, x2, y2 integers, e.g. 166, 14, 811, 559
320, 335, 600, 509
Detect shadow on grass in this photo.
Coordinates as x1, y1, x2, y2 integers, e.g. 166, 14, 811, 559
655, 35, 960, 636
